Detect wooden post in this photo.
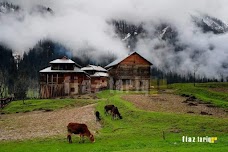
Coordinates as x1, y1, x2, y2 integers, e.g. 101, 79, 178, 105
162, 131, 165, 140
51, 74, 53, 97
194, 71, 196, 87
57, 74, 58, 84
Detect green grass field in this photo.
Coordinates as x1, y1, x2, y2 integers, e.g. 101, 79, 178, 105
170, 82, 228, 108
1, 98, 99, 114
0, 83, 228, 152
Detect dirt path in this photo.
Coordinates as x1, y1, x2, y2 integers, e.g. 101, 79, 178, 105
122, 93, 228, 118
0, 104, 101, 141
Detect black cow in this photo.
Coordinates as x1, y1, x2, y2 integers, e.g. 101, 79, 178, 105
111, 106, 122, 119
104, 104, 115, 115
95, 111, 101, 121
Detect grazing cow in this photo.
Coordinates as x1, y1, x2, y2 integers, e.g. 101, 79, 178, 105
95, 111, 101, 121
111, 106, 122, 119
0, 97, 13, 108
67, 123, 95, 143
104, 104, 115, 115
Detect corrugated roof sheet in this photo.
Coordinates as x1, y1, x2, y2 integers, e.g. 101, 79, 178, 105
90, 72, 109, 77
49, 59, 75, 64
39, 66, 85, 73
105, 51, 152, 68
81, 65, 107, 72
104, 57, 126, 69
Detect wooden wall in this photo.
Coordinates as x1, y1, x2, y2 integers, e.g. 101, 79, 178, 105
40, 73, 90, 98
120, 53, 151, 65
108, 53, 151, 91
91, 77, 108, 92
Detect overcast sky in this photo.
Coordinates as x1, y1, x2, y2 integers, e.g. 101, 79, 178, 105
0, 0, 228, 79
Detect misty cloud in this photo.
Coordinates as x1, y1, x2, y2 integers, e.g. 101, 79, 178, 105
0, 0, 228, 79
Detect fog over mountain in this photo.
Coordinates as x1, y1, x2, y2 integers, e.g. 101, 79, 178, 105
0, 0, 228, 79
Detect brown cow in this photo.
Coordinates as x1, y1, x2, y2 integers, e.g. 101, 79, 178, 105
104, 104, 115, 115
67, 123, 95, 143
111, 106, 122, 119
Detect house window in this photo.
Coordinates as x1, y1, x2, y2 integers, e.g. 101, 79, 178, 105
123, 79, 131, 85
71, 75, 78, 80
70, 88, 75, 92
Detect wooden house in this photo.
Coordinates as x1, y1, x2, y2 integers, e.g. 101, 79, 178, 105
81, 65, 109, 92
105, 52, 152, 91
39, 57, 90, 98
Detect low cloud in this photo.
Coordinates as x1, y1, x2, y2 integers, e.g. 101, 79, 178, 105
0, 0, 227, 79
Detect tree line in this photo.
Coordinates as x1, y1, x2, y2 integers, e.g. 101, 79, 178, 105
0, 40, 116, 99
0, 40, 224, 100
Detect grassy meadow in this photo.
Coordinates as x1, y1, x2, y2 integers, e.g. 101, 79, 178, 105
1, 98, 99, 114
170, 82, 228, 108
0, 83, 228, 152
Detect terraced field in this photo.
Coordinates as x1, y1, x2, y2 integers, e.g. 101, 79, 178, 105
0, 83, 227, 152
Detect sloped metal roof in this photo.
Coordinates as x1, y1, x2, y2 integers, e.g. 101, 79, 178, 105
104, 56, 126, 69
49, 58, 75, 64
39, 66, 86, 73
90, 72, 109, 77
104, 51, 152, 68
49, 57, 82, 68
81, 65, 107, 72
